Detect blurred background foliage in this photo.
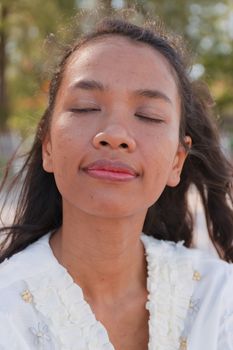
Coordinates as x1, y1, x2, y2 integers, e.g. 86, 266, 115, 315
0, 0, 233, 163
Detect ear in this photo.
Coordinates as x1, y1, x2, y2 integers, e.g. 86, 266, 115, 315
167, 136, 192, 187
42, 134, 54, 173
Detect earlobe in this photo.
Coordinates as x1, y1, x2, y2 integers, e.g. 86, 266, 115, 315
42, 135, 54, 173
167, 136, 192, 187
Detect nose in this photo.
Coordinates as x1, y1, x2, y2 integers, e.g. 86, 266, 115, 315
92, 124, 136, 152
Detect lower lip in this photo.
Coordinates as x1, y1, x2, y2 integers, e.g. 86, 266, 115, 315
83, 169, 136, 182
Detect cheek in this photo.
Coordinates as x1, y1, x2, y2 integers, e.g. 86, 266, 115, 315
52, 116, 86, 142
50, 123, 85, 180
140, 126, 179, 167
140, 129, 179, 198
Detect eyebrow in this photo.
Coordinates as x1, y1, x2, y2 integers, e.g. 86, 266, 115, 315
70, 79, 172, 104
70, 79, 105, 91
134, 89, 172, 104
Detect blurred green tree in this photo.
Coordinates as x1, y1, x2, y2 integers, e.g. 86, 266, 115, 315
0, 0, 76, 134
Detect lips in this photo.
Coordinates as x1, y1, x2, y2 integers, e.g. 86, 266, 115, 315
82, 159, 138, 182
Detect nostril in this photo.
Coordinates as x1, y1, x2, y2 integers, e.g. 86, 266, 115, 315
100, 141, 108, 146
120, 143, 128, 149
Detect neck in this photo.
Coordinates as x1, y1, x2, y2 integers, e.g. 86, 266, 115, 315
50, 205, 147, 304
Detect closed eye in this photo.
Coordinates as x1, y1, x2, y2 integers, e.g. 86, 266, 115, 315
135, 113, 164, 123
70, 108, 101, 113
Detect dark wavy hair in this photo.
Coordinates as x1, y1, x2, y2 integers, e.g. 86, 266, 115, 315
1, 17, 233, 262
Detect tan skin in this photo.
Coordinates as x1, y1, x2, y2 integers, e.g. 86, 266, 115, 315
43, 36, 191, 350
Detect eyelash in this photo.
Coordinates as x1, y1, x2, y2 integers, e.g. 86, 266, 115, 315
135, 114, 164, 123
70, 108, 100, 113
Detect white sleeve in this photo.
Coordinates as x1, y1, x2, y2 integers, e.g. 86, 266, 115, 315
218, 266, 233, 350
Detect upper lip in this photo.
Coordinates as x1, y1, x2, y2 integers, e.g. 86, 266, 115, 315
82, 159, 139, 176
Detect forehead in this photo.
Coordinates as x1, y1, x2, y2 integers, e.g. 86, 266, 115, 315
61, 35, 179, 99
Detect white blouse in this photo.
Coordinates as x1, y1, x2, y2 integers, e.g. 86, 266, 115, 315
0, 233, 232, 350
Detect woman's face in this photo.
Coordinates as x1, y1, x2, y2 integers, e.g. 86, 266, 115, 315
42, 36, 190, 218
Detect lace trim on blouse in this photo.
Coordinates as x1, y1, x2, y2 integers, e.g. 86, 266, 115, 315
141, 235, 195, 350
24, 234, 195, 350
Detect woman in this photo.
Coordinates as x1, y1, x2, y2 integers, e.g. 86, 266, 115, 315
0, 17, 232, 350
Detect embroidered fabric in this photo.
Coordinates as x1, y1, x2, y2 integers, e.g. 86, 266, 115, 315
1, 232, 233, 349
22, 234, 195, 350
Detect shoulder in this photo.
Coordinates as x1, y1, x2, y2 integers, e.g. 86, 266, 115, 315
0, 234, 59, 348
0, 233, 52, 287
141, 234, 233, 349
0, 233, 54, 309
141, 234, 233, 314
